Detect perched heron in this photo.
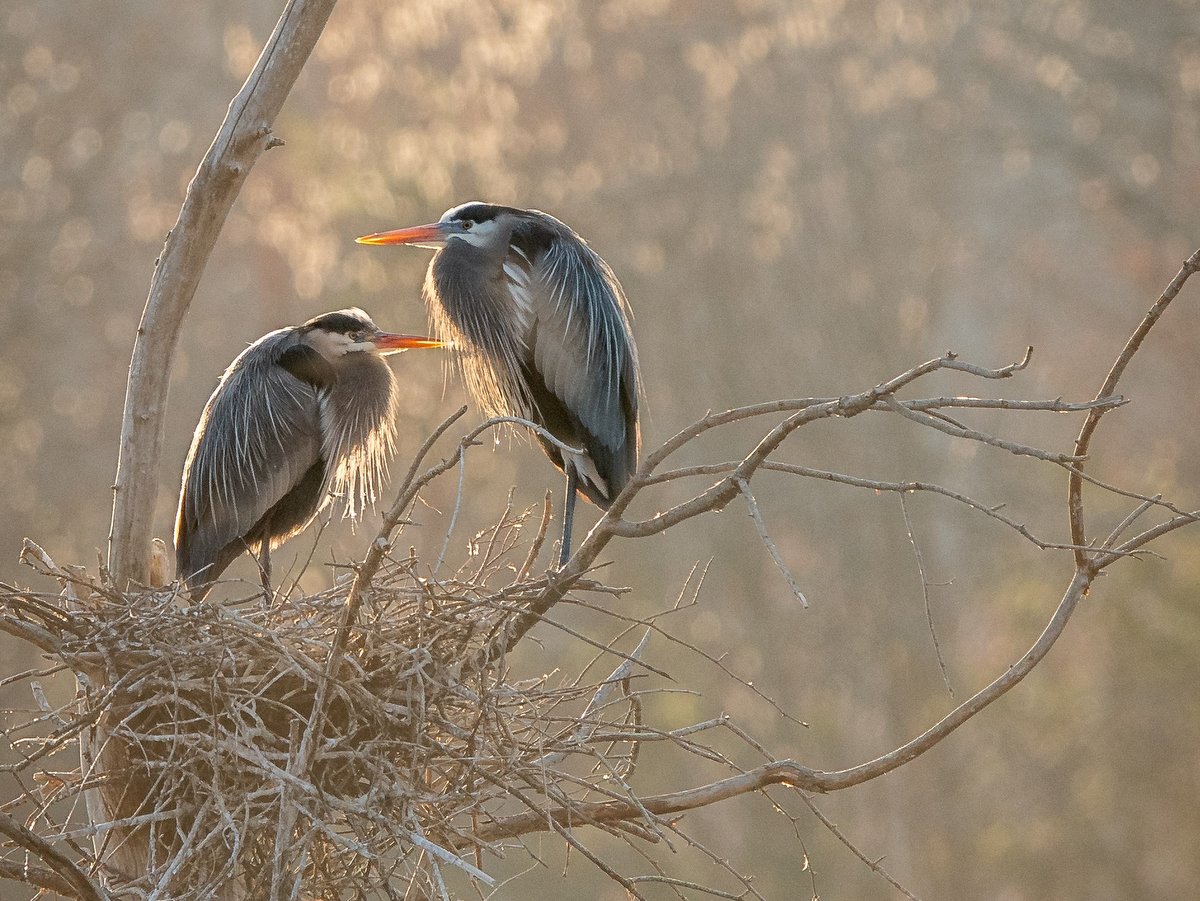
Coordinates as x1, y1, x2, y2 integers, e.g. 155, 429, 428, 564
175, 308, 444, 600
357, 202, 641, 566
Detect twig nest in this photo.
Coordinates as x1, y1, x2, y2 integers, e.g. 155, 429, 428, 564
3, 540, 642, 899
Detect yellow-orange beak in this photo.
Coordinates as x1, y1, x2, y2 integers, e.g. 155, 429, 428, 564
372, 332, 446, 354
356, 223, 446, 247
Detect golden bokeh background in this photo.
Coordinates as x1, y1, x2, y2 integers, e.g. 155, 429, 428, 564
3, 1, 1200, 898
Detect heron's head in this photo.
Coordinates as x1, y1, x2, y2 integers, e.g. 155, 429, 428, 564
356, 202, 519, 252
302, 308, 445, 359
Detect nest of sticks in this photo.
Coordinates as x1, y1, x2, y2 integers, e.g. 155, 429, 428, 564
2, 518, 647, 900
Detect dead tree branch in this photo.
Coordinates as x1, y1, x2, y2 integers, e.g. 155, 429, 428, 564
107, 0, 339, 589
3, 252, 1198, 897
0, 810, 106, 901
1068, 248, 1200, 568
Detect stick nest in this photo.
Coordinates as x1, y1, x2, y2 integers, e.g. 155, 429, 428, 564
2, 538, 643, 899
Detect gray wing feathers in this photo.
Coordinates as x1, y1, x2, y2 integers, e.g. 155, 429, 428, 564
425, 259, 534, 422
318, 357, 398, 519
177, 334, 321, 577
427, 213, 640, 503
532, 239, 640, 488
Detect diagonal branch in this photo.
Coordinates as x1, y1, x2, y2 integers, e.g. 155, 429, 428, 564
0, 859, 83, 899
0, 810, 107, 901
1068, 248, 1200, 567
107, 0, 340, 589
473, 568, 1094, 845
474, 349, 1041, 669
735, 477, 809, 608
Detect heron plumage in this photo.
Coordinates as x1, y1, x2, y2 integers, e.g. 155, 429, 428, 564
423, 205, 639, 507
356, 203, 641, 564
175, 308, 435, 598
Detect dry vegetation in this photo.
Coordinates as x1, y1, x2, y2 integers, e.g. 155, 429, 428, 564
4, 532, 650, 898
3, 242, 1199, 897
3, 2, 1200, 899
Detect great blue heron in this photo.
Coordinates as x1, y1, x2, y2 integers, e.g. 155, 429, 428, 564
175, 308, 444, 600
357, 202, 641, 566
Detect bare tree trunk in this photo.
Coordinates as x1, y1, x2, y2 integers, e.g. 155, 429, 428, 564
107, 0, 339, 590
97, 1, 338, 893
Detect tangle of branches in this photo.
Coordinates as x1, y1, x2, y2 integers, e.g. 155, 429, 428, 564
3, 0, 1199, 897
1, 248, 1197, 899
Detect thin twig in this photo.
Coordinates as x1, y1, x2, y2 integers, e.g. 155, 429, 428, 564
899, 492, 952, 697
433, 453, 468, 574
515, 491, 553, 583
1100, 495, 1162, 551
0, 810, 107, 901
1069, 248, 1200, 567
797, 792, 923, 901
734, 477, 809, 608
882, 396, 1084, 464
643, 461, 1073, 551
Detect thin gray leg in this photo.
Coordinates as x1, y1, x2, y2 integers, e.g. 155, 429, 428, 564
559, 469, 578, 568
259, 539, 273, 605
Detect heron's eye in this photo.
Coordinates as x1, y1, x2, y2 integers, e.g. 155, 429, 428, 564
349, 330, 366, 342
461, 220, 474, 231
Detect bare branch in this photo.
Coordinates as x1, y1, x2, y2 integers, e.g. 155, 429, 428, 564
735, 478, 809, 608
515, 490, 554, 582
0, 810, 106, 901
605, 349, 1057, 547
1100, 495, 1162, 551
894, 395, 1125, 413
0, 858, 83, 899
476, 566, 1094, 845
108, 0, 340, 588
797, 792, 923, 901
899, 492, 952, 697
820, 568, 1092, 789
474, 759, 828, 842
1069, 248, 1200, 567
1092, 509, 1200, 569
882, 396, 1084, 464
645, 461, 1079, 551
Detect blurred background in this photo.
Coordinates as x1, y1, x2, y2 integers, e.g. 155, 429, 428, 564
3, 0, 1200, 898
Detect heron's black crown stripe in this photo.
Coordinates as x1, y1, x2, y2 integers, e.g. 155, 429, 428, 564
303, 311, 372, 335
449, 202, 504, 223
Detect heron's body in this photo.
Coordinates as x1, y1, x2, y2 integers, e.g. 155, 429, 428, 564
359, 203, 641, 564
175, 309, 442, 598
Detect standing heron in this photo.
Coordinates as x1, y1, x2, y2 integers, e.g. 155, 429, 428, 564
175, 308, 444, 600
357, 202, 640, 566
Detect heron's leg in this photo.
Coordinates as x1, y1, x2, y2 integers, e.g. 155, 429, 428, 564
559, 468, 578, 568
256, 512, 274, 605
259, 541, 273, 605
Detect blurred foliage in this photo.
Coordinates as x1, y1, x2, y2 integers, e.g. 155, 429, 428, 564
2, 0, 1200, 898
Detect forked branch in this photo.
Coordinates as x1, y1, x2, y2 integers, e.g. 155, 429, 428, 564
383, 253, 1200, 857
107, 0, 339, 589
1068, 248, 1200, 566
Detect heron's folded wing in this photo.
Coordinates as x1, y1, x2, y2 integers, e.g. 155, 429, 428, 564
176, 343, 323, 580
530, 240, 640, 499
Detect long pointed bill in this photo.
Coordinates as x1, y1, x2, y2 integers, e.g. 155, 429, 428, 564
356, 223, 446, 247
372, 333, 447, 355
